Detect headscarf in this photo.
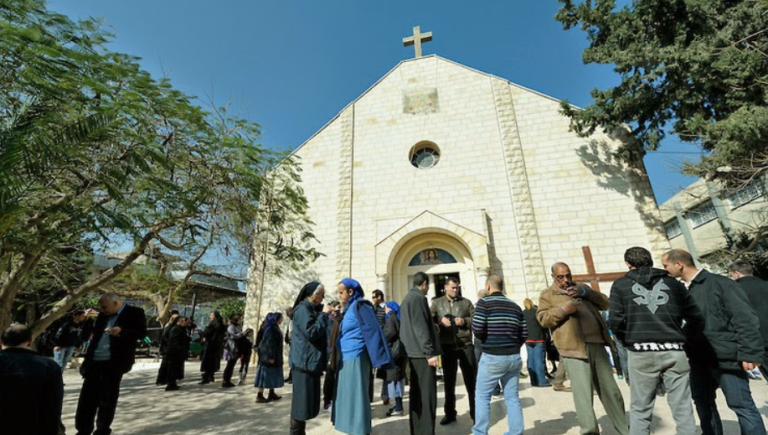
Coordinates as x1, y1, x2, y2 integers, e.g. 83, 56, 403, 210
339, 277, 364, 307
211, 311, 224, 328
293, 281, 323, 312
264, 312, 282, 335
385, 301, 401, 321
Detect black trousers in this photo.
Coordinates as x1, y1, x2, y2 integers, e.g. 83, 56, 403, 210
408, 358, 437, 435
75, 361, 124, 435
442, 346, 476, 419
322, 367, 336, 405
222, 358, 237, 384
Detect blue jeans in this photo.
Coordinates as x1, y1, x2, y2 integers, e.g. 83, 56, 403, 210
690, 363, 767, 435
525, 343, 551, 387
473, 353, 523, 435
54, 346, 76, 372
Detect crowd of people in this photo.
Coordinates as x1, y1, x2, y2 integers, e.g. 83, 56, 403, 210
0, 247, 767, 435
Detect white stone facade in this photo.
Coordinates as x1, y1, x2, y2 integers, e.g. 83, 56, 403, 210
245, 55, 669, 328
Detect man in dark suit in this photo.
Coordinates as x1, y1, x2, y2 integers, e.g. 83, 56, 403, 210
0, 324, 63, 435
75, 293, 147, 435
729, 260, 768, 381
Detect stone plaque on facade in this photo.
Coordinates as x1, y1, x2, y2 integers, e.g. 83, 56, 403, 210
403, 88, 439, 114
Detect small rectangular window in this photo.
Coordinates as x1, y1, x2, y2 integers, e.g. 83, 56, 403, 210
665, 220, 682, 239
727, 181, 764, 209
688, 201, 718, 228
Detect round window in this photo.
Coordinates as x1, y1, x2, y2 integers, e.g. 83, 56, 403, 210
409, 142, 440, 169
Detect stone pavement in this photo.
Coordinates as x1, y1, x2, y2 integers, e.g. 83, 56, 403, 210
62, 362, 768, 435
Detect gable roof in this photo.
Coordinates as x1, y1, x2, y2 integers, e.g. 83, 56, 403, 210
288, 55, 578, 158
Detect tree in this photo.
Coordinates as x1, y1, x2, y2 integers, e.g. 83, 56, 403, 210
245, 158, 322, 332
555, 0, 768, 187
0, 0, 315, 337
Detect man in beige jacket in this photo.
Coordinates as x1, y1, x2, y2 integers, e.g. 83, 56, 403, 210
537, 262, 628, 435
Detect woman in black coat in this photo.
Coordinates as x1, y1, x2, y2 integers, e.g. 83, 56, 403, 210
156, 313, 180, 386
383, 301, 407, 417
165, 317, 191, 391
199, 311, 226, 384
289, 282, 332, 435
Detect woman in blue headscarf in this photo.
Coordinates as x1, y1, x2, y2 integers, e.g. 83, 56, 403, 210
332, 278, 375, 435
255, 312, 284, 403
383, 301, 407, 417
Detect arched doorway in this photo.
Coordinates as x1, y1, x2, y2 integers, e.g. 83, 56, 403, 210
388, 233, 478, 303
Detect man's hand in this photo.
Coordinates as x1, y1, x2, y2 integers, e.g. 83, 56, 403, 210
454, 317, 464, 327
439, 317, 452, 327
54, 346, 60, 352
565, 286, 585, 299
561, 300, 581, 315
427, 356, 439, 367
322, 304, 333, 314
742, 361, 761, 371
268, 359, 275, 364
106, 326, 121, 336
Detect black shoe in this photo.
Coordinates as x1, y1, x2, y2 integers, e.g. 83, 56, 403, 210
165, 385, 180, 391
386, 407, 404, 417
221, 382, 236, 388
198, 380, 211, 385
284, 378, 293, 384
440, 415, 457, 425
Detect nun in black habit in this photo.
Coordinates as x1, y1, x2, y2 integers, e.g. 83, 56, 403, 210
289, 281, 334, 435
199, 311, 226, 384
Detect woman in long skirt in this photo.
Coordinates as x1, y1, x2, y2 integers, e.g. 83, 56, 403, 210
332, 278, 375, 435
164, 317, 190, 391
290, 282, 332, 435
199, 311, 226, 384
255, 312, 284, 402
156, 313, 180, 386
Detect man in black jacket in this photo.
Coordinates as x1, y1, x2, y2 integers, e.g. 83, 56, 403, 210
610, 247, 704, 435
662, 249, 766, 435
430, 277, 475, 424
729, 260, 768, 381
75, 293, 147, 435
400, 272, 440, 435
0, 324, 63, 435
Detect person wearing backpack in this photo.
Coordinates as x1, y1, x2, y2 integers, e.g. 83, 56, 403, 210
383, 301, 407, 417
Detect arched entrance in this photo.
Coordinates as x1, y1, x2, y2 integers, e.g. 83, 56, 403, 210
389, 233, 477, 303
374, 210, 491, 304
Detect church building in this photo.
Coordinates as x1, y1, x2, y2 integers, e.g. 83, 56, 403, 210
246, 28, 670, 319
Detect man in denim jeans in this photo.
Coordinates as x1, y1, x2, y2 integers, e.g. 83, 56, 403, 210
471, 275, 527, 435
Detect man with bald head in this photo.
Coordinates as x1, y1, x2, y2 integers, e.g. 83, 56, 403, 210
76, 293, 147, 435
0, 324, 63, 435
472, 275, 527, 435
662, 249, 765, 435
538, 262, 628, 435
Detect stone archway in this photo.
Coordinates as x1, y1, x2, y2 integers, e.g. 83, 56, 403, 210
375, 211, 490, 303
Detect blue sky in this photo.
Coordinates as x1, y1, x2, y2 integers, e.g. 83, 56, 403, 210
50, 0, 699, 203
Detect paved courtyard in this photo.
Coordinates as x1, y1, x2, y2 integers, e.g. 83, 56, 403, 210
61, 362, 768, 435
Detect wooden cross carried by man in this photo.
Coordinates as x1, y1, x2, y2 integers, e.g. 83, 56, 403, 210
572, 246, 626, 292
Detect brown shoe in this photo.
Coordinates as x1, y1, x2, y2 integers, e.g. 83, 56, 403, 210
553, 385, 572, 393
255, 393, 270, 403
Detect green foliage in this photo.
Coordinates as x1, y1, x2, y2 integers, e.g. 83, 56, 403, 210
213, 297, 246, 322
556, 0, 768, 185
0, 0, 319, 336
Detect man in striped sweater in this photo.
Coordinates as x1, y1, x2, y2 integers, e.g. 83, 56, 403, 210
471, 275, 527, 435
